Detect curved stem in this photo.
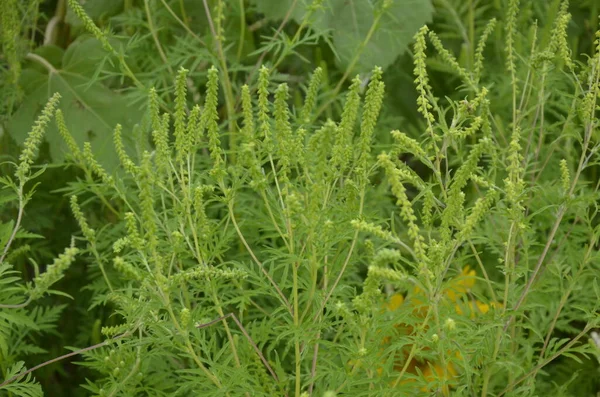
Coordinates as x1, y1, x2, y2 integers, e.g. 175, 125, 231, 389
0, 297, 31, 310
225, 191, 292, 315
0, 194, 23, 265
158, 0, 206, 46
293, 262, 301, 396
25, 53, 57, 74
144, 0, 173, 75
163, 298, 222, 388
0, 331, 132, 389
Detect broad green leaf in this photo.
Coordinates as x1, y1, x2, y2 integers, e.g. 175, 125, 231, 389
29, 45, 65, 72
321, 0, 434, 72
251, 0, 306, 23
6, 38, 143, 172
65, 0, 123, 27
17, 68, 48, 94
62, 36, 119, 77
250, 0, 433, 73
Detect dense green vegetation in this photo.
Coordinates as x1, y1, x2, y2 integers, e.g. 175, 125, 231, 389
1, 0, 600, 395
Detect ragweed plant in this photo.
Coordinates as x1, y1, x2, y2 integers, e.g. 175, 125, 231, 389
21, 60, 388, 396
0, 94, 79, 396
2, 1, 600, 396
348, 1, 600, 395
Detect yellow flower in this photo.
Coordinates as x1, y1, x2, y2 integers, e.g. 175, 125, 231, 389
376, 266, 500, 394
386, 293, 405, 311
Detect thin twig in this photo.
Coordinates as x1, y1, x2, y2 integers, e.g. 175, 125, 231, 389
503, 61, 600, 333
0, 331, 132, 389
196, 312, 285, 393
308, 330, 321, 395
0, 202, 23, 265
158, 0, 206, 46
202, 0, 238, 162
243, 0, 299, 89
314, 190, 365, 319
497, 324, 592, 396
227, 201, 293, 315
144, 0, 174, 75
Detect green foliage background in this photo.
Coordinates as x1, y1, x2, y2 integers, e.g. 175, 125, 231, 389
1, 0, 600, 396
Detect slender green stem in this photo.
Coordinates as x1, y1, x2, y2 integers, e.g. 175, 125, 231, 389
536, 240, 593, 365
293, 262, 301, 396
163, 295, 222, 388
497, 324, 593, 397
144, 0, 173, 75
314, 8, 385, 119
0, 330, 133, 389
225, 193, 293, 315
236, 0, 245, 66
241, 0, 299, 91
391, 308, 433, 387
468, 0, 475, 68
178, 0, 188, 26
202, 0, 237, 160
158, 0, 206, 45
0, 187, 24, 265
316, 188, 365, 317
504, 64, 600, 332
